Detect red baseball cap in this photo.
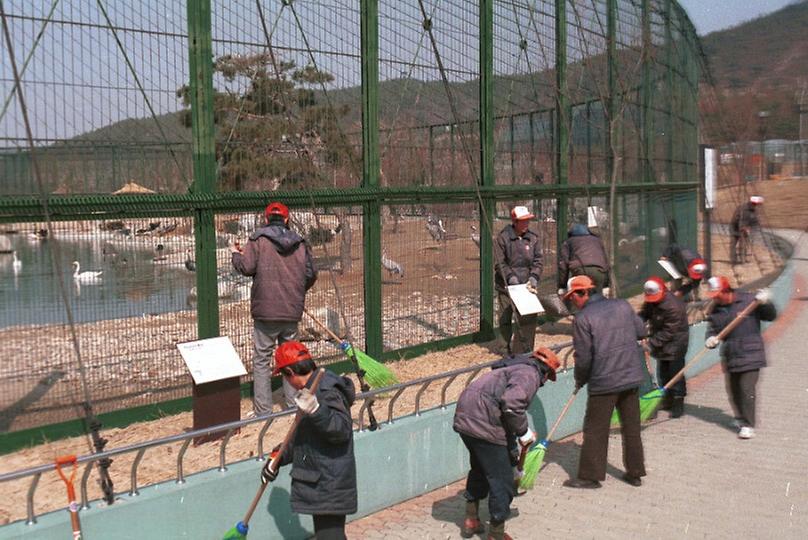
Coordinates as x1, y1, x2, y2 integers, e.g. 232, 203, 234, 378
272, 341, 312, 376
706, 275, 731, 298
265, 201, 289, 220
510, 206, 535, 221
563, 275, 595, 299
687, 258, 707, 280
643, 276, 666, 303
532, 347, 560, 381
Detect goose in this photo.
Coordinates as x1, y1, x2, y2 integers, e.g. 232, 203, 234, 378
72, 261, 103, 284
12, 251, 22, 274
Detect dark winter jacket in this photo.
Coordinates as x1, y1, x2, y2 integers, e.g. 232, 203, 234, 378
231, 224, 317, 322
640, 292, 689, 362
708, 291, 777, 373
279, 370, 357, 516
453, 354, 552, 446
557, 226, 609, 288
661, 243, 702, 277
494, 225, 543, 290
730, 203, 760, 235
573, 294, 647, 395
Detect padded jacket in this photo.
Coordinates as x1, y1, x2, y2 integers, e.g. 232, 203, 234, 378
453, 354, 551, 446
708, 291, 777, 373
730, 203, 760, 235
278, 370, 357, 515
662, 243, 702, 277
557, 226, 609, 288
573, 294, 647, 395
640, 292, 689, 362
231, 224, 317, 322
494, 225, 543, 291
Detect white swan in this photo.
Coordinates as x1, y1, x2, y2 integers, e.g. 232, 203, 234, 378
72, 261, 103, 284
12, 251, 22, 274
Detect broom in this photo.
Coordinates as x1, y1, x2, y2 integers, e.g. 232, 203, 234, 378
517, 387, 580, 490
304, 308, 398, 388
614, 299, 760, 426
611, 345, 656, 426
223, 368, 325, 540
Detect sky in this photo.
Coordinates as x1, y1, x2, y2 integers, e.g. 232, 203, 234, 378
677, 0, 801, 35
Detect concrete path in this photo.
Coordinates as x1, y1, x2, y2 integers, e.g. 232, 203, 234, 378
347, 231, 808, 540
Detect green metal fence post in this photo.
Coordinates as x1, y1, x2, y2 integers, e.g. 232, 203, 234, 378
606, 0, 619, 292
665, 0, 674, 183
479, 0, 495, 340
641, 0, 654, 270
361, 0, 382, 358
555, 0, 568, 252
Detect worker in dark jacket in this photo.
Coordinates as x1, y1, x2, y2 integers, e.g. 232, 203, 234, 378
453, 347, 560, 540
563, 276, 647, 489
261, 340, 356, 539
660, 243, 707, 301
232, 202, 318, 415
705, 276, 776, 440
494, 206, 544, 355
639, 276, 689, 418
730, 195, 763, 265
557, 223, 610, 295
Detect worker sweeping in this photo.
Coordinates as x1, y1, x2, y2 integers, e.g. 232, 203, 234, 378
260, 341, 357, 539
639, 276, 689, 418
705, 276, 776, 439
452, 347, 560, 540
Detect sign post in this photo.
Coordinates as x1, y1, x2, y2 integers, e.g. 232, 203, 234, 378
700, 145, 717, 278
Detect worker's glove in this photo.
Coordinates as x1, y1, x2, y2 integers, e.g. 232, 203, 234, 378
517, 429, 536, 448
508, 275, 519, 286
261, 459, 279, 485
754, 288, 772, 305
705, 336, 721, 349
294, 388, 320, 416
557, 288, 566, 297
602, 287, 611, 298
528, 276, 539, 290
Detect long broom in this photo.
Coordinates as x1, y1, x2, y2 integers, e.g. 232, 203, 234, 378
223, 368, 325, 540
517, 387, 580, 491
304, 308, 398, 389
614, 299, 760, 426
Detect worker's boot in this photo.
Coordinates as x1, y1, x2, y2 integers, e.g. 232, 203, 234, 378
671, 396, 685, 419
660, 393, 673, 411
460, 500, 485, 538
487, 520, 512, 540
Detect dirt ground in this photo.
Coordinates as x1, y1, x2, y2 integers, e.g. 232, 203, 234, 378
712, 178, 808, 231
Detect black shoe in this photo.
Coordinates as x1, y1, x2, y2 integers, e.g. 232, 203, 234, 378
622, 474, 642, 487
670, 397, 684, 418
563, 478, 602, 489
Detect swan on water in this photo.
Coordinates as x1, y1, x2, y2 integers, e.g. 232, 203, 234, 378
72, 261, 103, 284
12, 251, 22, 274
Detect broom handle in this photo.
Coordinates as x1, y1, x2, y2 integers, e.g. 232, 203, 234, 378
518, 387, 580, 469
304, 308, 343, 343
662, 299, 759, 391
241, 368, 326, 526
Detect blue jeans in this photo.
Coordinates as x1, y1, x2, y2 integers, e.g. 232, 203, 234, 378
460, 434, 514, 523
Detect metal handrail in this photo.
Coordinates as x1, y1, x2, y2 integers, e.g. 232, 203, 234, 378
2, 341, 573, 523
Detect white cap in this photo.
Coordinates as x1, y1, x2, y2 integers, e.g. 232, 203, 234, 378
749, 195, 764, 204
510, 206, 535, 221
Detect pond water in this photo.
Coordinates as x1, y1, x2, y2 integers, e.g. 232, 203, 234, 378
0, 234, 206, 329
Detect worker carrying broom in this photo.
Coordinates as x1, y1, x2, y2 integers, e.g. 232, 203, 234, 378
563, 275, 647, 489
260, 340, 357, 539
639, 276, 689, 418
705, 276, 776, 440
452, 346, 560, 540
659, 243, 707, 301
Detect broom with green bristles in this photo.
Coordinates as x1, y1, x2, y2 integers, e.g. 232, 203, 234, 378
612, 299, 761, 426
304, 309, 399, 389
517, 387, 580, 490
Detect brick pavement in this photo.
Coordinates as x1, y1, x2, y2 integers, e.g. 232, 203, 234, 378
346, 232, 808, 540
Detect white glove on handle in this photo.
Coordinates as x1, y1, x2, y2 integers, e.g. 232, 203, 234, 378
755, 288, 771, 304
518, 429, 536, 448
705, 336, 721, 349
602, 287, 611, 298
294, 388, 320, 415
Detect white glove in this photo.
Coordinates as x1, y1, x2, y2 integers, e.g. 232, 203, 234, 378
517, 429, 536, 448
294, 388, 320, 415
602, 287, 611, 298
557, 288, 566, 297
755, 288, 771, 304
705, 336, 721, 349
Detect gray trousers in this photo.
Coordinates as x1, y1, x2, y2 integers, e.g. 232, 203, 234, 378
727, 369, 760, 428
252, 320, 298, 415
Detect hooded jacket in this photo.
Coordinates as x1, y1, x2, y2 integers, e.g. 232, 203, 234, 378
453, 354, 551, 446
279, 370, 357, 516
708, 291, 777, 373
573, 294, 647, 395
557, 225, 609, 288
640, 292, 689, 362
494, 224, 543, 290
231, 224, 317, 322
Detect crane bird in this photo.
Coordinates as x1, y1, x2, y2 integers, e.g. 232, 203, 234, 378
470, 225, 480, 248
425, 214, 446, 243
72, 261, 103, 284
381, 250, 404, 279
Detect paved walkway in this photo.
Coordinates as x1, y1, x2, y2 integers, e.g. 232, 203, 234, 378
347, 231, 808, 539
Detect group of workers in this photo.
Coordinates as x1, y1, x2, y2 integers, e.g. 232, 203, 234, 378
227, 197, 775, 539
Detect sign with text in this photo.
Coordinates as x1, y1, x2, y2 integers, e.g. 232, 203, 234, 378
177, 336, 247, 385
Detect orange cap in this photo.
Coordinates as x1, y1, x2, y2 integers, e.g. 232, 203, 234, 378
265, 201, 290, 220
563, 275, 595, 299
272, 340, 312, 375
643, 276, 667, 303
687, 258, 707, 280
706, 275, 731, 298
532, 347, 560, 381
